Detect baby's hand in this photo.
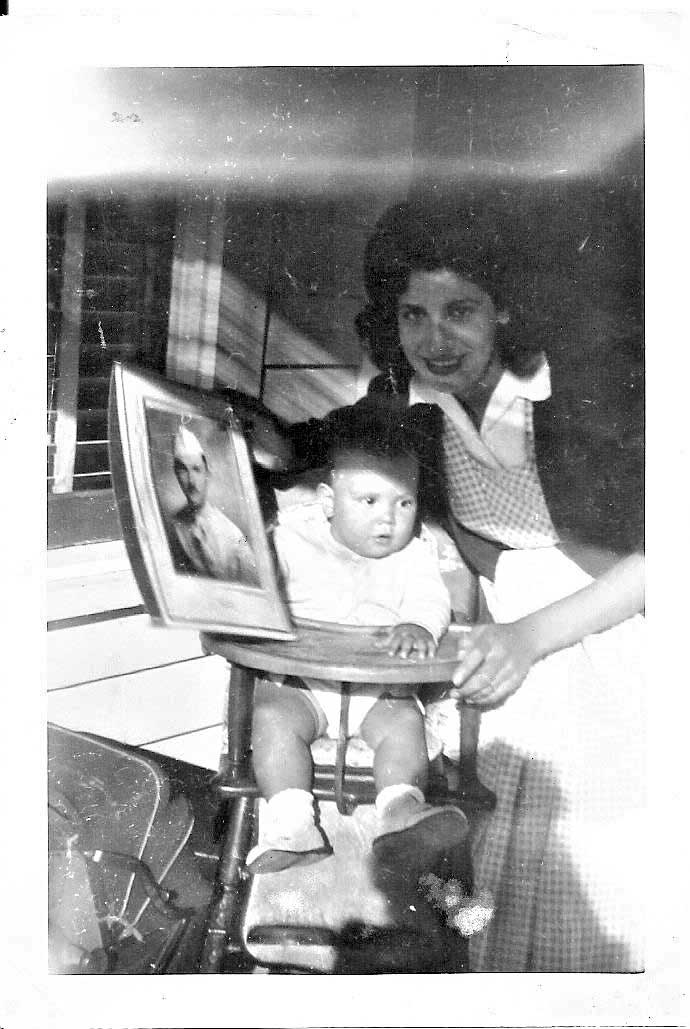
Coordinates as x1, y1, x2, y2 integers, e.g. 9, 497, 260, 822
383, 623, 437, 660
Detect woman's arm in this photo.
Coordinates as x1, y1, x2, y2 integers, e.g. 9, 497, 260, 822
220, 389, 295, 471
451, 553, 644, 708
223, 388, 336, 475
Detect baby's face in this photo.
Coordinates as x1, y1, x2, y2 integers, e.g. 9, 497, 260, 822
320, 454, 419, 559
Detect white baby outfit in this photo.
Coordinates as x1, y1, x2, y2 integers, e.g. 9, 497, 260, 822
269, 502, 451, 738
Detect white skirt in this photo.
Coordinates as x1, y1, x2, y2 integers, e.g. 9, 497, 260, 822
432, 546, 646, 971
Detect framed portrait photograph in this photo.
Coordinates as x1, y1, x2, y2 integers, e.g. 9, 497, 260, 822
108, 362, 296, 639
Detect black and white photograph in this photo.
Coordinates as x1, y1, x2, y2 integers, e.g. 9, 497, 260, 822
108, 360, 294, 637
147, 408, 259, 586
1, 8, 685, 1027
47, 58, 647, 974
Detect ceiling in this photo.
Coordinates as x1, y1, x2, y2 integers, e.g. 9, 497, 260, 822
47, 65, 643, 197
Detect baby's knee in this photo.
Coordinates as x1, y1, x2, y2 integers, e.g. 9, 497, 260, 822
252, 681, 318, 743
252, 682, 290, 735
365, 695, 424, 743
391, 699, 425, 737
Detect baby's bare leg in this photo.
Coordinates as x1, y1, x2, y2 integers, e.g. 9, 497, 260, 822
359, 695, 429, 793
248, 680, 331, 874
252, 680, 320, 799
361, 694, 469, 874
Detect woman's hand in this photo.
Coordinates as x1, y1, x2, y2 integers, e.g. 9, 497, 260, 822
449, 620, 540, 709
450, 555, 644, 710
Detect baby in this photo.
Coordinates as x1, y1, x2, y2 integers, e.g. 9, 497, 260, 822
247, 400, 469, 876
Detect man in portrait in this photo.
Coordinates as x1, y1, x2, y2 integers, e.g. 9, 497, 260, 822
168, 425, 259, 585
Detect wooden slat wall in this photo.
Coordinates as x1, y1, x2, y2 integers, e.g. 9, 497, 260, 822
47, 541, 227, 770
263, 367, 362, 423
51, 199, 86, 494
47, 613, 205, 689
47, 540, 142, 622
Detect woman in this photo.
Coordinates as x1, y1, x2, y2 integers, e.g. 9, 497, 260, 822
238, 199, 644, 971
345, 200, 645, 972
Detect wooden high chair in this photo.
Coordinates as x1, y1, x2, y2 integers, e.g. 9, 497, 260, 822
198, 620, 496, 974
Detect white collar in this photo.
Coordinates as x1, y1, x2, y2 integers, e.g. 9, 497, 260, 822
409, 358, 551, 469
409, 358, 550, 419
495, 360, 551, 402
482, 360, 551, 433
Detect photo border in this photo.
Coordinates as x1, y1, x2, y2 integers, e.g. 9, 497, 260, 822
108, 361, 296, 639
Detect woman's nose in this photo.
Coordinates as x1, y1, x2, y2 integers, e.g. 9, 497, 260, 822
426, 318, 451, 352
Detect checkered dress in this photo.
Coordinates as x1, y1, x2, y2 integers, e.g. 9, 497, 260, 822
442, 403, 559, 550
436, 411, 645, 972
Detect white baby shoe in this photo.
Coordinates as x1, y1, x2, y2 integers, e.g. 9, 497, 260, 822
372, 785, 468, 875
245, 788, 332, 875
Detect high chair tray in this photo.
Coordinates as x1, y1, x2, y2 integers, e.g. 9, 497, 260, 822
202, 620, 470, 685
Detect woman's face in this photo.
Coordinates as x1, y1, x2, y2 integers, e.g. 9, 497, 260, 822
396, 268, 507, 400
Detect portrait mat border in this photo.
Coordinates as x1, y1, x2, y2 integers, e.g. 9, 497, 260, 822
108, 361, 296, 639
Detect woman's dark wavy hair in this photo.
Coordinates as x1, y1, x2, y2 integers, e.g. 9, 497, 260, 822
355, 200, 544, 391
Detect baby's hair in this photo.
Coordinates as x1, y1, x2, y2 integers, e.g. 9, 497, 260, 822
321, 397, 421, 476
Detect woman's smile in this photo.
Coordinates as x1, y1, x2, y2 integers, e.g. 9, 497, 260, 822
422, 354, 467, 376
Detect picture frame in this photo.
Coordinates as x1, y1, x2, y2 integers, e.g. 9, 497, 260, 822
108, 362, 296, 639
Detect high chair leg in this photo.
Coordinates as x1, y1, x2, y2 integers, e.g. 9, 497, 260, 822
457, 703, 496, 813
200, 663, 257, 973
199, 794, 255, 972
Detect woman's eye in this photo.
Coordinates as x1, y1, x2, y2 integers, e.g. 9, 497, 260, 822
362, 496, 376, 505
399, 499, 413, 509
447, 304, 473, 321
399, 307, 423, 323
